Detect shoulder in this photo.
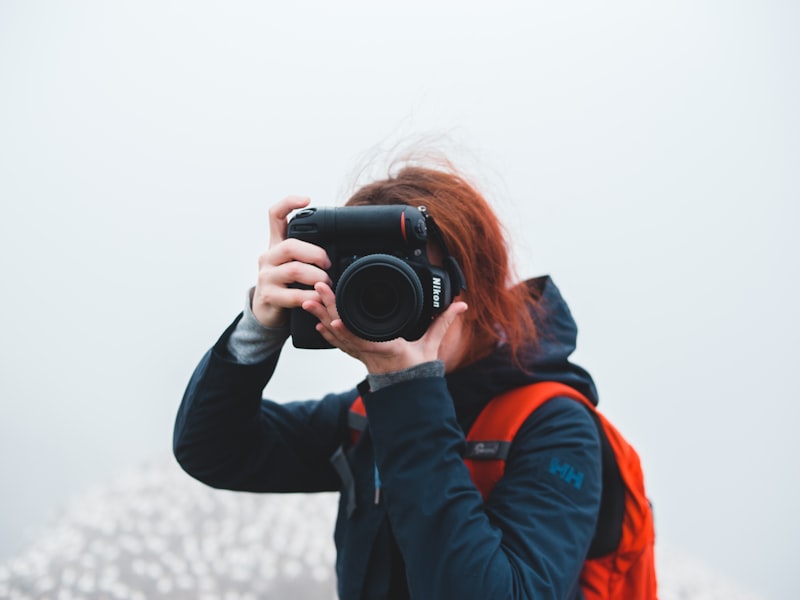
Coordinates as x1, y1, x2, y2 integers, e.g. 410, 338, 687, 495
499, 395, 602, 502
483, 393, 603, 573
517, 395, 600, 450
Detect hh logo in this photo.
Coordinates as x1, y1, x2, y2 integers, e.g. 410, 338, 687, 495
549, 457, 584, 490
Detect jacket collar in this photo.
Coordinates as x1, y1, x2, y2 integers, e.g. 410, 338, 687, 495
446, 276, 598, 433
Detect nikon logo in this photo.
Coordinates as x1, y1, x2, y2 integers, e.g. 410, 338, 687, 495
432, 276, 442, 308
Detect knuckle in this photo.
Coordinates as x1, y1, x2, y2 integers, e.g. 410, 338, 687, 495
291, 289, 315, 307
284, 261, 304, 280
264, 244, 284, 264
285, 237, 304, 252
257, 251, 272, 269
257, 261, 277, 281
262, 287, 295, 309
272, 240, 295, 263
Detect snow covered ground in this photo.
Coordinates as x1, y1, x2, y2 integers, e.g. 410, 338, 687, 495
0, 457, 764, 600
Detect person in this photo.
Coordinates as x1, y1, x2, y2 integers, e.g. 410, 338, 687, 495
173, 163, 603, 599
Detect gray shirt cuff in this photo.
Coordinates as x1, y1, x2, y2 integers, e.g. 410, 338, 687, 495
227, 287, 290, 364
366, 360, 445, 392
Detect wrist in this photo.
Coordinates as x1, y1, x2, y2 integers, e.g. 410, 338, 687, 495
228, 288, 290, 364
362, 351, 431, 376
366, 360, 445, 392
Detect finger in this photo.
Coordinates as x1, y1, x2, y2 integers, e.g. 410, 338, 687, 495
268, 196, 311, 247
314, 321, 349, 352
302, 299, 331, 326
325, 318, 369, 359
263, 238, 331, 271
314, 282, 340, 320
302, 301, 353, 346
304, 300, 358, 349
311, 310, 357, 356
424, 302, 469, 346
256, 286, 323, 311
265, 261, 332, 289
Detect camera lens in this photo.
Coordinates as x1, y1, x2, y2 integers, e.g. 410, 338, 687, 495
359, 280, 400, 320
336, 254, 424, 342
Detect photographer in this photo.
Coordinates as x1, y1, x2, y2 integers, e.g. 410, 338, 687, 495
173, 164, 603, 599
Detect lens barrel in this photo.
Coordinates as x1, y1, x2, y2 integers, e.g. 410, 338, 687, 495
336, 254, 424, 342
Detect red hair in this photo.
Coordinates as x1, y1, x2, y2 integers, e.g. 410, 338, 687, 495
346, 165, 537, 367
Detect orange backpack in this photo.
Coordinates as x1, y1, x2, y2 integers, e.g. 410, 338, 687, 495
350, 381, 657, 599
464, 381, 657, 599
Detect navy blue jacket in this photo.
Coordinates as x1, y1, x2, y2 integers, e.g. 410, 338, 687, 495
174, 277, 602, 599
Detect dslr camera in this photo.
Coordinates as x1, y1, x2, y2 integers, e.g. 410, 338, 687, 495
287, 205, 466, 349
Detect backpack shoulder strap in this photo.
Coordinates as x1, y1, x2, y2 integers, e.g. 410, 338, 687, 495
349, 382, 597, 503
348, 396, 367, 447
464, 381, 594, 501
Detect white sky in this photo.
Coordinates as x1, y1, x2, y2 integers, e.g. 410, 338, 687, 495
1, 1, 798, 597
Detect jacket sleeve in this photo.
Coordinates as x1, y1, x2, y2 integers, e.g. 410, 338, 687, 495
364, 376, 601, 600
173, 316, 355, 493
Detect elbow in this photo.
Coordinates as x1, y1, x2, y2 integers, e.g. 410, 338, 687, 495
172, 432, 203, 483
173, 441, 227, 489
172, 428, 246, 490
172, 428, 218, 488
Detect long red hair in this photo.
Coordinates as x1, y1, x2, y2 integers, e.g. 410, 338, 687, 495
346, 165, 537, 367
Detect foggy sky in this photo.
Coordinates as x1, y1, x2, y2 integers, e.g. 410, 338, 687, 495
1, 2, 797, 597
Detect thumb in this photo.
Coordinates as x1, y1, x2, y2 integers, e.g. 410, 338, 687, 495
425, 301, 468, 347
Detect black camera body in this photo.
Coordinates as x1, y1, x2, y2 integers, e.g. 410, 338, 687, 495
287, 205, 464, 349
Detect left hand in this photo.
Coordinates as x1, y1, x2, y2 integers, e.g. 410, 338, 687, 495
302, 282, 468, 375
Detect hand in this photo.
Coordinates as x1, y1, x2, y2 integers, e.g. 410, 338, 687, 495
252, 196, 333, 328
302, 282, 469, 374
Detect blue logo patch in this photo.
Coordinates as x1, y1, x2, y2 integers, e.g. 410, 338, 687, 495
549, 457, 584, 490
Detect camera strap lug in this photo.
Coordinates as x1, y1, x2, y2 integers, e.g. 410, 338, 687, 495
418, 206, 467, 293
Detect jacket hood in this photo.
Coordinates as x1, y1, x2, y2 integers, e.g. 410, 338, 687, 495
446, 276, 599, 432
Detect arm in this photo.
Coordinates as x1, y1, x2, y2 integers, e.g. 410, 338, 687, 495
174, 195, 345, 492
173, 315, 355, 492
365, 378, 601, 600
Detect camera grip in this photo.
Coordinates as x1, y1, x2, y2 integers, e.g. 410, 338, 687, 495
290, 305, 333, 349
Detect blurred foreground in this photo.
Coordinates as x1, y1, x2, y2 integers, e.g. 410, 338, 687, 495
0, 458, 763, 600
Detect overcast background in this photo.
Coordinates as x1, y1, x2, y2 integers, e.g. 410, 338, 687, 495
1, 1, 797, 598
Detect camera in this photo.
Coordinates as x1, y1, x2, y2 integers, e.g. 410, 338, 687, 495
287, 205, 465, 349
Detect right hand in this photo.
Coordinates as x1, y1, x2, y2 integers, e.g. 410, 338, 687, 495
252, 196, 332, 328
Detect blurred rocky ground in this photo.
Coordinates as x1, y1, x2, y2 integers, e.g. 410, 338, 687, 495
0, 457, 763, 600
